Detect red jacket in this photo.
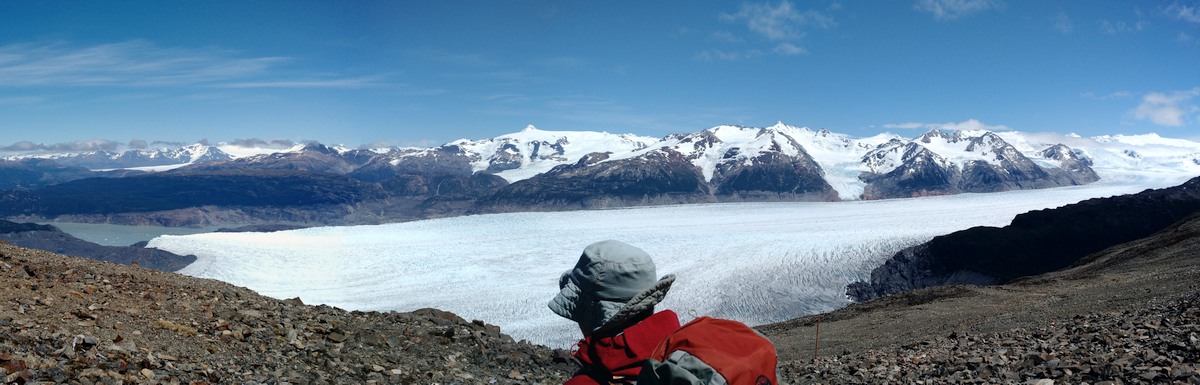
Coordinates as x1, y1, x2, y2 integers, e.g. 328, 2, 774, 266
565, 310, 681, 385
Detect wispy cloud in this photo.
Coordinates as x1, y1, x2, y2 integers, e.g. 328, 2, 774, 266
0, 40, 384, 90
1098, 19, 1148, 35
697, 49, 763, 62
1131, 88, 1200, 127
1166, 1, 1200, 23
0, 96, 45, 105
913, 0, 1004, 21
221, 76, 386, 89
1081, 91, 1133, 100
1053, 12, 1074, 33
883, 119, 1011, 132
711, 1, 835, 59
225, 138, 297, 148
721, 1, 835, 40
773, 42, 807, 55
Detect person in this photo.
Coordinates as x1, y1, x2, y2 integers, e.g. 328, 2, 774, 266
549, 240, 680, 385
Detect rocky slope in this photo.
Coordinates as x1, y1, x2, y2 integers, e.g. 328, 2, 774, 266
769, 210, 1200, 384
847, 175, 1200, 301
0, 242, 571, 384
2, 202, 1199, 384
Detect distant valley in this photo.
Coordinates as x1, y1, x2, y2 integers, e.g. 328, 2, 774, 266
2, 123, 1198, 228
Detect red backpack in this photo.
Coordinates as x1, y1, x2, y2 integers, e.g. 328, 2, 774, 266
637, 317, 778, 385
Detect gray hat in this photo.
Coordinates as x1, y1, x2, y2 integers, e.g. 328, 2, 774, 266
549, 240, 675, 334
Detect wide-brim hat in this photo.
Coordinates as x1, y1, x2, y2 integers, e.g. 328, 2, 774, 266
548, 240, 675, 334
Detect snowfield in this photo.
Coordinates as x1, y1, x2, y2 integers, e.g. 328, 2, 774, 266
149, 174, 1195, 347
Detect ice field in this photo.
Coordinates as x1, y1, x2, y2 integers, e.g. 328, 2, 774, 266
149, 174, 1195, 347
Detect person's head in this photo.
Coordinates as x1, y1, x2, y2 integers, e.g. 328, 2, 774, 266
548, 240, 675, 336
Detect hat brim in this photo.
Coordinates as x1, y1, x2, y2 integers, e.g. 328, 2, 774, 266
548, 271, 583, 322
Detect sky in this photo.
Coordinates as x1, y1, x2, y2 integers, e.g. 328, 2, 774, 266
0, 0, 1198, 152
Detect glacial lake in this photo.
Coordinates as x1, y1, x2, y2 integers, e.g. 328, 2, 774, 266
42, 222, 220, 247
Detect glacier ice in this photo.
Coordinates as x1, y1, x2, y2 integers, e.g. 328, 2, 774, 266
148, 174, 1195, 347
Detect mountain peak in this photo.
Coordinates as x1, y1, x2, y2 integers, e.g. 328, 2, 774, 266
522, 124, 540, 132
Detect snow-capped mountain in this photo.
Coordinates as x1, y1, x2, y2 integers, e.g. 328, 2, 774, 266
475, 123, 1108, 208
997, 132, 1200, 183
3, 123, 1197, 226
858, 129, 1099, 199
7, 144, 233, 171
185, 143, 376, 175
351, 125, 659, 183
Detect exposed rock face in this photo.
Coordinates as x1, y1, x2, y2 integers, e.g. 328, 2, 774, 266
860, 130, 1098, 199
475, 149, 714, 212
474, 125, 839, 212
847, 176, 1200, 301
711, 150, 833, 200
184, 144, 373, 175
1039, 143, 1100, 184
860, 140, 957, 198
349, 146, 475, 182
0, 220, 194, 271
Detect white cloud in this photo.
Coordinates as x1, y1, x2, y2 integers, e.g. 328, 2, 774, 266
1098, 19, 1148, 35
1166, 1, 1200, 23
1132, 88, 1200, 127
1081, 91, 1133, 100
773, 43, 807, 55
1054, 12, 1074, 33
712, 1, 833, 59
881, 122, 927, 130
696, 49, 764, 62
913, 0, 1004, 21
883, 119, 1011, 132
221, 76, 386, 89
0, 40, 383, 89
710, 31, 743, 43
721, 1, 835, 41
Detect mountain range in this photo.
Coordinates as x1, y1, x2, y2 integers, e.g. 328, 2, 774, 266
2, 124, 1198, 226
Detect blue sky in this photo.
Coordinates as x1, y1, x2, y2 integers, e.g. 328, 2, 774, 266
1, 0, 1198, 151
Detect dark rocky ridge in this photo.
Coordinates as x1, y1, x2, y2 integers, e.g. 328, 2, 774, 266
473, 150, 717, 212
847, 175, 1200, 301
0, 220, 194, 272
768, 210, 1200, 384
0, 159, 99, 190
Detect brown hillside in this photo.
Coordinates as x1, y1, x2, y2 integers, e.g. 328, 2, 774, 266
0, 241, 571, 384
764, 213, 1200, 384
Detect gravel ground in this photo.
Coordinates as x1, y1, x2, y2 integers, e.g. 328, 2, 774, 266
0, 241, 571, 384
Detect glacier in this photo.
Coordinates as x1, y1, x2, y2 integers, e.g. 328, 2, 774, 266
148, 173, 1196, 347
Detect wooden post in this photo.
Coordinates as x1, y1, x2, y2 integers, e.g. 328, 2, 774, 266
814, 314, 821, 359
